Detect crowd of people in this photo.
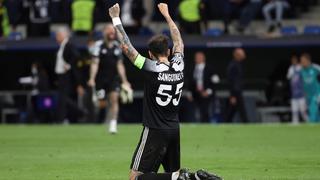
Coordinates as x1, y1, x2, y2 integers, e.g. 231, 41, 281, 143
35, 27, 320, 126
1, 0, 319, 125
22, 24, 249, 125
0, 0, 318, 38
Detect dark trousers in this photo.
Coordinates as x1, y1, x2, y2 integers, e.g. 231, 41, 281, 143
56, 73, 82, 123
239, 2, 262, 28
194, 96, 211, 123
221, 1, 241, 33
226, 93, 248, 123
81, 87, 96, 123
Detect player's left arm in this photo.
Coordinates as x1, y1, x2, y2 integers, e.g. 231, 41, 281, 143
109, 4, 145, 70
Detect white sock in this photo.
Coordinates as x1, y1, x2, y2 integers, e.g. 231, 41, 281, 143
109, 119, 117, 133
195, 173, 201, 180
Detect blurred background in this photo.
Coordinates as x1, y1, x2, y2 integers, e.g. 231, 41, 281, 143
0, 0, 320, 124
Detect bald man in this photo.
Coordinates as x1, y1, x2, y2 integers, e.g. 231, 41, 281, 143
226, 48, 248, 123
88, 24, 131, 134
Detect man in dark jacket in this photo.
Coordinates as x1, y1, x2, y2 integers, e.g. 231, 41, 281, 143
226, 48, 248, 123
54, 28, 85, 123
188, 51, 218, 123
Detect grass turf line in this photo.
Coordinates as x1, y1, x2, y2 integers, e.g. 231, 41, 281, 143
0, 124, 320, 180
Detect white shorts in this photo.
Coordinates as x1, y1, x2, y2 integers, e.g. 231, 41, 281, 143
291, 98, 307, 112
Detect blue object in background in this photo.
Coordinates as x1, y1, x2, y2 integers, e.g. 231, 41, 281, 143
304, 25, 320, 35
204, 28, 223, 37
162, 29, 170, 37
139, 27, 154, 36
281, 26, 298, 36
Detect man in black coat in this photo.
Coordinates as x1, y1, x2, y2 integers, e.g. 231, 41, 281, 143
188, 51, 218, 123
226, 48, 248, 123
54, 28, 85, 123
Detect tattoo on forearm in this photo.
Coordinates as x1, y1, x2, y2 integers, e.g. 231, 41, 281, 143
167, 19, 184, 54
114, 25, 138, 62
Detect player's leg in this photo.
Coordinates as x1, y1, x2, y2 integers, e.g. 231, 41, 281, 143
298, 97, 309, 122
308, 95, 319, 122
161, 129, 180, 173
225, 99, 236, 123
130, 127, 164, 178
160, 129, 222, 180
129, 128, 192, 180
237, 94, 248, 123
291, 98, 299, 124
107, 90, 119, 133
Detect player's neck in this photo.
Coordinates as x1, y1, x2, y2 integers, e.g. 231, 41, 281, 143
158, 56, 170, 65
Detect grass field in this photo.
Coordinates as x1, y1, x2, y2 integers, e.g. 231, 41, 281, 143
1, 124, 320, 180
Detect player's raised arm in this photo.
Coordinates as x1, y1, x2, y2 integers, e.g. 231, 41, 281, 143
108, 4, 143, 68
158, 3, 184, 55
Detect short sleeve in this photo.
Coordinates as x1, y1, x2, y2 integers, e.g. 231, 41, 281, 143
134, 54, 169, 72
89, 40, 103, 57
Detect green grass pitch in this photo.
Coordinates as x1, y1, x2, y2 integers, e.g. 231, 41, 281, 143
1, 124, 320, 180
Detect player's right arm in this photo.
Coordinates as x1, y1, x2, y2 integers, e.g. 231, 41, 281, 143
88, 57, 99, 87
109, 4, 142, 68
158, 3, 184, 55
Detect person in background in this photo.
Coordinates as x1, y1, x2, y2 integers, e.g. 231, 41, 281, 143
263, 0, 290, 33
55, 27, 86, 124
141, 0, 154, 28
236, 0, 263, 33
226, 48, 248, 123
121, 0, 145, 34
178, 0, 206, 34
188, 51, 218, 123
71, 0, 95, 36
300, 53, 320, 123
24, 0, 50, 37
87, 24, 131, 134
0, 0, 10, 38
220, 0, 244, 34
287, 55, 308, 124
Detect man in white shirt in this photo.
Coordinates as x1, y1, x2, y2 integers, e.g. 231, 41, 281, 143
55, 28, 85, 123
188, 51, 218, 123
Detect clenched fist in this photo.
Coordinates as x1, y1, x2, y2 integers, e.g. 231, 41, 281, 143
109, 3, 120, 18
158, 3, 170, 18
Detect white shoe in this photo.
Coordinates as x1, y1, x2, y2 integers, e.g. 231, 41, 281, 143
63, 119, 70, 125
109, 119, 118, 134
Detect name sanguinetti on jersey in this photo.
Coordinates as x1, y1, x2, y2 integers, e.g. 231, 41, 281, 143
157, 72, 184, 82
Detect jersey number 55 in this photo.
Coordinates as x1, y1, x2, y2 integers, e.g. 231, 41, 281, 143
156, 82, 184, 106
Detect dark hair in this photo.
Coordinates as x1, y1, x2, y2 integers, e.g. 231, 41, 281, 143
148, 35, 169, 58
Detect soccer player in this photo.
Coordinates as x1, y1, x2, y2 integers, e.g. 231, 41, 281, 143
109, 3, 222, 180
300, 53, 320, 122
88, 24, 131, 133
287, 55, 309, 124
